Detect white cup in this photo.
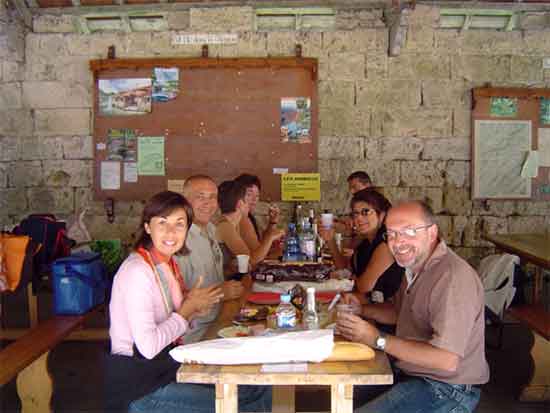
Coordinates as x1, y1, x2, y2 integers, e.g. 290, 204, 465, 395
236, 254, 250, 274
321, 213, 334, 229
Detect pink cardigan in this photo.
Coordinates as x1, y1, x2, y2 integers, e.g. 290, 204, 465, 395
109, 253, 190, 359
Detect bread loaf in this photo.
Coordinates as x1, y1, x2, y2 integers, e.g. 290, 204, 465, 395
325, 341, 375, 362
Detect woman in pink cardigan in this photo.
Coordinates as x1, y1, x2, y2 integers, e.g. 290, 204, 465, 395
105, 191, 271, 412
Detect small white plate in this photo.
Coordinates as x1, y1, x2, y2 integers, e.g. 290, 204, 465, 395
217, 325, 250, 338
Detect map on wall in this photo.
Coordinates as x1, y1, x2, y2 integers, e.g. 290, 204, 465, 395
473, 120, 532, 199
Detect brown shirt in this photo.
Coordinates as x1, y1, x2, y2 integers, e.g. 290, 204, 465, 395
394, 240, 490, 385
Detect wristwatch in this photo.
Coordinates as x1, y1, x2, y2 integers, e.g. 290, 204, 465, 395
375, 332, 387, 351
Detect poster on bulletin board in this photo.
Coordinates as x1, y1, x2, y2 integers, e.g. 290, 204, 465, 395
281, 173, 321, 201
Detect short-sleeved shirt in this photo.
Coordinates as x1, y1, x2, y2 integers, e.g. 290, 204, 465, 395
351, 225, 404, 300
174, 222, 224, 343
394, 240, 490, 385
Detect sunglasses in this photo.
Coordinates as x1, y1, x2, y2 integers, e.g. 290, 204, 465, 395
349, 208, 373, 219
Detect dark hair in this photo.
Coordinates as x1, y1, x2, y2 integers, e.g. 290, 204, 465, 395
350, 189, 392, 216
218, 180, 247, 214
347, 171, 372, 186
134, 191, 194, 255
234, 173, 262, 191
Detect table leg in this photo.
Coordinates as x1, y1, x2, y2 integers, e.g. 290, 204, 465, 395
272, 385, 295, 413
519, 331, 550, 402
215, 383, 238, 413
331, 383, 354, 413
16, 351, 52, 413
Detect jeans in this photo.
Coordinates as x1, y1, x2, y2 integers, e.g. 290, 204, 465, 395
355, 376, 481, 413
129, 382, 271, 413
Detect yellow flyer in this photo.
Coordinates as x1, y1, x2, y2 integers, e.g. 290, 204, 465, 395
281, 173, 320, 201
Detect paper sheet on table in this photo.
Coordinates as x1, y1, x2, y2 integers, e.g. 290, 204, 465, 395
520, 150, 539, 178
252, 279, 354, 293
170, 329, 334, 365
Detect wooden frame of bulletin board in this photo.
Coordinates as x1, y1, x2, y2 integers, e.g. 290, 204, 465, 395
89, 57, 318, 202
472, 87, 550, 200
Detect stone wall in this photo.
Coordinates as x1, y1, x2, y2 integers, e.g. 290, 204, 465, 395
1, 4, 550, 264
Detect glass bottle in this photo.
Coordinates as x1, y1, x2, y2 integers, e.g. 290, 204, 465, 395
303, 287, 319, 330
283, 223, 302, 262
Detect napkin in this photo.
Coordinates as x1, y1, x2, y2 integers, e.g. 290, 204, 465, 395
252, 279, 354, 294
170, 329, 334, 365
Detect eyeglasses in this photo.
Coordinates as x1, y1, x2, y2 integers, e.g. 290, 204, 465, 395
383, 224, 433, 241
349, 208, 373, 219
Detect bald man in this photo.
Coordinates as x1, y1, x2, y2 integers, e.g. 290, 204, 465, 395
175, 175, 243, 343
338, 201, 489, 413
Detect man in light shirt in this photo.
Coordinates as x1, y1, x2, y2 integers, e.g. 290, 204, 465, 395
175, 175, 244, 342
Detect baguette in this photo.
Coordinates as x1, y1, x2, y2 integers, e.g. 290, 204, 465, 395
325, 341, 375, 362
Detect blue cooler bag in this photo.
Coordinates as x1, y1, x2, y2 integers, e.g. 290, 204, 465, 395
52, 251, 107, 315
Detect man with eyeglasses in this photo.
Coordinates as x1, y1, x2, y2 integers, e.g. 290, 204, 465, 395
338, 200, 489, 412
174, 175, 244, 343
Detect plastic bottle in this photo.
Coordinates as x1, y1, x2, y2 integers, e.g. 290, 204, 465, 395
300, 222, 316, 261
276, 294, 297, 329
283, 223, 302, 262
303, 287, 319, 330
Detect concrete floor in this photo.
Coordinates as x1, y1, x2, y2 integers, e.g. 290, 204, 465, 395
1, 289, 549, 412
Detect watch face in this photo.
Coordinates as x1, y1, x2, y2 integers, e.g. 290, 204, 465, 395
376, 336, 386, 350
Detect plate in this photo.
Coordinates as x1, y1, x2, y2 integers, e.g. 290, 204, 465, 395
217, 325, 250, 338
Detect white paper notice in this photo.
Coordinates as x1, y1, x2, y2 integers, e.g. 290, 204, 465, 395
538, 128, 550, 167
521, 151, 539, 178
101, 161, 120, 190
273, 168, 289, 175
124, 162, 138, 183
97, 142, 106, 150
261, 363, 308, 373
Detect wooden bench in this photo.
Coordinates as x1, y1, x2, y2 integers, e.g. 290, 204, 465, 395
0, 315, 87, 412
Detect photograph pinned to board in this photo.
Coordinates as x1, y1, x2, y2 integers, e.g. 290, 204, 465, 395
138, 136, 165, 176
540, 98, 550, 125
99, 78, 152, 116
123, 162, 138, 183
281, 97, 311, 144
107, 128, 137, 161
100, 161, 121, 190
490, 97, 518, 117
152, 68, 179, 102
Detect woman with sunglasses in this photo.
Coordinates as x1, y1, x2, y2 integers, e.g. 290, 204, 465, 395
321, 189, 403, 303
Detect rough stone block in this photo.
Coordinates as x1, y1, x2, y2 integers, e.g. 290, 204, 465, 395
0, 136, 17, 161
208, 32, 267, 58
3, 61, 23, 82
167, 11, 190, 30
372, 108, 451, 138
24, 60, 57, 81
18, 136, 63, 160
27, 187, 74, 214
511, 56, 543, 82
266, 31, 322, 57
422, 138, 470, 160
352, 159, 400, 187
189, 7, 254, 32
8, 160, 43, 187
319, 159, 342, 185
43, 160, 92, 187
35, 109, 90, 136
0, 83, 22, 109
327, 52, 365, 81
515, 200, 550, 216
442, 187, 472, 216
66, 33, 128, 58
453, 55, 510, 82
451, 216, 467, 246
33, 14, 75, 33
434, 29, 461, 55
405, 25, 434, 51
464, 215, 484, 247
63, 135, 93, 159
335, 9, 385, 30
357, 79, 420, 109
408, 4, 439, 26
76, 187, 144, 217
453, 247, 488, 267
23, 81, 91, 109
388, 54, 450, 80
519, 13, 550, 30
434, 214, 452, 244
520, 31, 550, 55
54, 57, 92, 85
481, 216, 509, 237
0, 189, 27, 213
409, 186, 443, 213
323, 29, 387, 53
318, 80, 355, 108
453, 109, 471, 138
460, 31, 522, 56
86, 214, 142, 245
400, 160, 445, 187
422, 80, 471, 108
0, 163, 7, 188
382, 187, 410, 205
0, 109, 32, 135
319, 106, 370, 137
508, 216, 547, 234
366, 51, 387, 79
445, 160, 469, 187
472, 200, 517, 217
373, 137, 424, 160
318, 136, 364, 160
318, 182, 349, 215
125, 32, 154, 57
26, 34, 69, 63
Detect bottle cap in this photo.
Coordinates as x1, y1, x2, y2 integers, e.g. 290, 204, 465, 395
280, 294, 291, 303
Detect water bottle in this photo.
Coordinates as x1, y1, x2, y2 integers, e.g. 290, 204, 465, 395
283, 223, 302, 262
303, 287, 319, 330
276, 294, 297, 329
300, 222, 316, 261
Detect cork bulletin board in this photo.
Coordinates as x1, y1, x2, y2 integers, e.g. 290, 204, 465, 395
471, 87, 550, 201
89, 57, 318, 202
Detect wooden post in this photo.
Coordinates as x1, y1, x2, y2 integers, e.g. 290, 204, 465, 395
272, 385, 295, 413
215, 383, 238, 413
16, 351, 52, 413
331, 383, 354, 413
